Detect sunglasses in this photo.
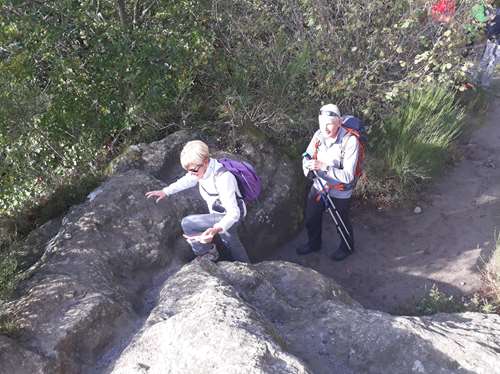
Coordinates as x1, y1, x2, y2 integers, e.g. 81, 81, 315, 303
187, 164, 203, 173
319, 110, 340, 118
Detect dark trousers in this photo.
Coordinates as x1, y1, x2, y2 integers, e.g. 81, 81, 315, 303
305, 187, 354, 252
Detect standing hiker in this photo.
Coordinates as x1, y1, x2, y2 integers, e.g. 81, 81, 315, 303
473, 2, 500, 87
145, 140, 250, 263
297, 104, 361, 261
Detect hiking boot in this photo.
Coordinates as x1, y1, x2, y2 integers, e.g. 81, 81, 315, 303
296, 243, 320, 255
197, 246, 220, 262
330, 248, 351, 261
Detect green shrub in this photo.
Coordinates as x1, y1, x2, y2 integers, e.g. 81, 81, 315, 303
416, 284, 466, 315
196, 0, 477, 131
415, 284, 500, 316
0, 0, 214, 215
466, 293, 498, 314
0, 251, 17, 300
373, 86, 464, 191
0, 313, 19, 337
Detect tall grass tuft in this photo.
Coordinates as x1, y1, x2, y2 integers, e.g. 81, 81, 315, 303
480, 233, 500, 310
375, 86, 464, 189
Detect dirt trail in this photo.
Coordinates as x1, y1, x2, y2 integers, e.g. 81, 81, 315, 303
267, 84, 500, 314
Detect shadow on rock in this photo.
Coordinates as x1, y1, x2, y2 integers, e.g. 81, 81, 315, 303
105, 261, 497, 374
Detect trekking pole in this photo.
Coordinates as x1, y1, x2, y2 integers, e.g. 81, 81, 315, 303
303, 153, 353, 252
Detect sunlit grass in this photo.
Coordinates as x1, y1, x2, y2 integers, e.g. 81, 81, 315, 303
480, 233, 500, 308
374, 86, 464, 190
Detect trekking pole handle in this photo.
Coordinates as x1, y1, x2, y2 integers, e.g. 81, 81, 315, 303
303, 152, 328, 183
302, 152, 353, 243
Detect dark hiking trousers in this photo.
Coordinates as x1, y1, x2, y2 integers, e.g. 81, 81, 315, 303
305, 186, 354, 253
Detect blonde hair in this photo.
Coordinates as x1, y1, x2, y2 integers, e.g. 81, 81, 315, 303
180, 140, 209, 169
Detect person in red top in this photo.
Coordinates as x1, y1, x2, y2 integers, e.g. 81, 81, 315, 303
430, 0, 456, 23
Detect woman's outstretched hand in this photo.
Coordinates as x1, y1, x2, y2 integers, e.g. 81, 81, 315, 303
145, 190, 167, 203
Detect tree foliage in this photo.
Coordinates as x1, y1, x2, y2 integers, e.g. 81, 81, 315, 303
196, 0, 479, 133
0, 0, 213, 213
0, 0, 482, 216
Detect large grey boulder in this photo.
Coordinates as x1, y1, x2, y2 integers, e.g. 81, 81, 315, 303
0, 169, 189, 373
109, 128, 306, 260
0, 335, 48, 373
15, 218, 62, 270
108, 261, 499, 374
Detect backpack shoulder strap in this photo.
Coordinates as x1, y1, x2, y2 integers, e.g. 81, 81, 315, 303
211, 162, 243, 199
214, 165, 228, 176
339, 127, 361, 169
199, 163, 225, 197
200, 181, 218, 197
312, 130, 326, 160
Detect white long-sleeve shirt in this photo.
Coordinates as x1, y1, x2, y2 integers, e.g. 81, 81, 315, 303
162, 158, 245, 232
302, 127, 359, 199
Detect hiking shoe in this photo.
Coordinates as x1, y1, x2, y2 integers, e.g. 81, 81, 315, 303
330, 248, 351, 262
198, 246, 220, 262
296, 243, 320, 255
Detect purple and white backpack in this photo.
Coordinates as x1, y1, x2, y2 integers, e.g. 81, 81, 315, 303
218, 158, 261, 202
